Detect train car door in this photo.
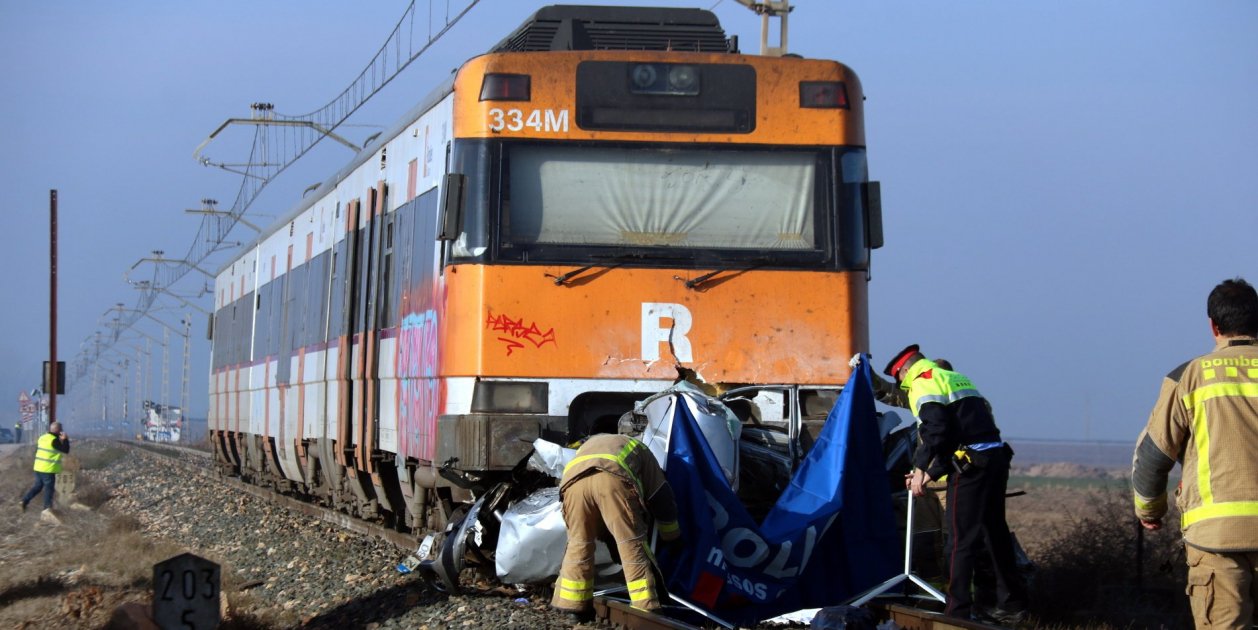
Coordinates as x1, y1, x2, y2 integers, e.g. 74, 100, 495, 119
362, 183, 398, 514
274, 244, 304, 482
334, 199, 374, 513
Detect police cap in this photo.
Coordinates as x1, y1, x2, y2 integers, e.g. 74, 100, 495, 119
883, 344, 921, 378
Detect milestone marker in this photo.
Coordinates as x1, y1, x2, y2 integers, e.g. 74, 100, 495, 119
153, 553, 221, 630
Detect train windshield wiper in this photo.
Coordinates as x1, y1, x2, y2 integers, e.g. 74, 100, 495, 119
683, 257, 772, 290
545, 253, 645, 286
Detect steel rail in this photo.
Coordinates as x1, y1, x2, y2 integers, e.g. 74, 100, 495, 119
593, 598, 703, 630
869, 602, 1006, 629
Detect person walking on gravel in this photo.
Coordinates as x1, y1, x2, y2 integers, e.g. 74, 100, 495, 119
552, 434, 680, 620
20, 421, 70, 513
1133, 277, 1258, 630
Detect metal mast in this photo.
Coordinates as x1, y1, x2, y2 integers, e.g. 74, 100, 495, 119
161, 327, 171, 418
181, 315, 191, 421
733, 1, 792, 56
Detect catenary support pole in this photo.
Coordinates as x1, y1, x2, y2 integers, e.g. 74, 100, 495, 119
49, 189, 58, 424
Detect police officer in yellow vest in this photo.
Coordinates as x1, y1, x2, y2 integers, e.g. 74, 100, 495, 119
21, 421, 70, 512
552, 434, 680, 620
1133, 278, 1258, 629
885, 345, 1028, 623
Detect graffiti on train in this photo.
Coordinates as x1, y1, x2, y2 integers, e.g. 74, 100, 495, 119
397, 309, 443, 460
486, 309, 557, 356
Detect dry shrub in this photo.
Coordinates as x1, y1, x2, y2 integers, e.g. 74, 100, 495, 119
75, 443, 129, 470
1028, 482, 1190, 629
73, 480, 114, 509
218, 591, 283, 630
108, 514, 143, 535
80, 529, 185, 587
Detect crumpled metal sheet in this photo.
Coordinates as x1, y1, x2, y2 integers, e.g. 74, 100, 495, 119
638, 381, 741, 488
496, 383, 742, 584
494, 487, 617, 584
527, 439, 577, 479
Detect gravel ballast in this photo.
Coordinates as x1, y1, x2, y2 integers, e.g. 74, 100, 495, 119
97, 445, 603, 629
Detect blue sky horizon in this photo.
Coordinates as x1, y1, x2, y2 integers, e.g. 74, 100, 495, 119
2, 0, 1255, 442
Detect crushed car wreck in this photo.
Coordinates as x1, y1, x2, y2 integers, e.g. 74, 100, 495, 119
404, 359, 926, 624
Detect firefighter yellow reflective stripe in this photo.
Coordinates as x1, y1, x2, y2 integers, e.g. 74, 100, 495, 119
628, 578, 653, 603
564, 439, 646, 497
1185, 382, 1258, 409
1182, 501, 1258, 528
1134, 493, 1165, 513
558, 588, 592, 602
558, 577, 592, 602
1189, 394, 1214, 506
1180, 382, 1258, 522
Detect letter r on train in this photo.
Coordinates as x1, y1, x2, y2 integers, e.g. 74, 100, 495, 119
641, 302, 693, 362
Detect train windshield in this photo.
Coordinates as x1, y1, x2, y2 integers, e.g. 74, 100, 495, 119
505, 145, 816, 252
450, 140, 872, 268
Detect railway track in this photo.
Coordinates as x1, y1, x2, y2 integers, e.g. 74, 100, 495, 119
120, 440, 1004, 630
123, 440, 418, 550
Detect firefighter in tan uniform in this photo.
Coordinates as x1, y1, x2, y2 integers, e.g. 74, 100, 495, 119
1133, 278, 1258, 629
552, 434, 680, 617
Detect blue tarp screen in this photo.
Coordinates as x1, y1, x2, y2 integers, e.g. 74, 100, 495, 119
657, 357, 899, 624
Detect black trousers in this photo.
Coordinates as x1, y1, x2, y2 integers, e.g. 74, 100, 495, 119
944, 445, 1027, 619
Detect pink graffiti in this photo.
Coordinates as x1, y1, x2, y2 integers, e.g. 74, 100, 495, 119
486, 310, 557, 356
398, 308, 442, 461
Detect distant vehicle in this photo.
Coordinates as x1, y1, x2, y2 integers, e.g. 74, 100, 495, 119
142, 401, 182, 443
0, 428, 14, 443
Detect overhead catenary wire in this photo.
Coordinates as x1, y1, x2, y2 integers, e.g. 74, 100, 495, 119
70, 0, 482, 426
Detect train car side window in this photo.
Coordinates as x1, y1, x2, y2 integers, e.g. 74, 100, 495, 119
240, 291, 253, 367
447, 139, 491, 260
381, 216, 396, 330
836, 149, 870, 270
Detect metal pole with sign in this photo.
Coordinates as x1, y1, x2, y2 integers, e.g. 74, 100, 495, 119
49, 189, 58, 424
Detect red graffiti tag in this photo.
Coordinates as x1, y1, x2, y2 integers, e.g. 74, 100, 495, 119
486, 310, 557, 356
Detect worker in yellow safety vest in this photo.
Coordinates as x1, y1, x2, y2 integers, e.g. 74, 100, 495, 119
1133, 277, 1258, 629
552, 434, 680, 620
885, 345, 1028, 624
21, 421, 70, 513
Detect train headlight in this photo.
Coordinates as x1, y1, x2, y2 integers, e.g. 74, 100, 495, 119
471, 381, 548, 414
668, 65, 698, 92
631, 64, 658, 90
628, 63, 700, 96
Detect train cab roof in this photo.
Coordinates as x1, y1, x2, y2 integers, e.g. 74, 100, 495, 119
491, 5, 736, 53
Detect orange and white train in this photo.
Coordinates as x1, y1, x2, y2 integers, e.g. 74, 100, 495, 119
208, 5, 883, 532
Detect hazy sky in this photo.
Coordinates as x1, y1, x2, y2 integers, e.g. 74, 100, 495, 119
1, 1, 1255, 441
